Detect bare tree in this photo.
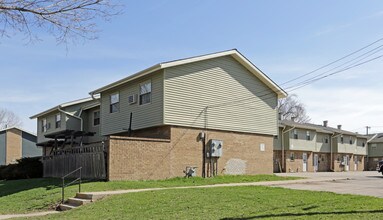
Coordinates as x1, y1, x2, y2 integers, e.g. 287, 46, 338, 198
278, 94, 310, 123
0, 0, 121, 44
0, 108, 22, 129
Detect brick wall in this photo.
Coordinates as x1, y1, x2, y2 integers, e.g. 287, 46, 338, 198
108, 126, 274, 180
6, 129, 22, 164
367, 157, 382, 171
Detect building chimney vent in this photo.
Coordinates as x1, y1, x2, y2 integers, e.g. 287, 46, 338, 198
323, 120, 328, 127
337, 125, 342, 130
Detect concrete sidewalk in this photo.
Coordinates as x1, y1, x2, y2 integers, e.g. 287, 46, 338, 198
0, 211, 59, 220
0, 174, 352, 219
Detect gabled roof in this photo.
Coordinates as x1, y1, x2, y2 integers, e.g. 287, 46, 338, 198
280, 120, 368, 139
30, 95, 100, 119
369, 133, 383, 143
0, 126, 36, 137
89, 49, 287, 98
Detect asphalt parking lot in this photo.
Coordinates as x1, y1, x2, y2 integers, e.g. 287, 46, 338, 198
274, 171, 383, 198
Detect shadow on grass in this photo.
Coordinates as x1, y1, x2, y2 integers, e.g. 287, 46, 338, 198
221, 210, 383, 219
0, 178, 63, 197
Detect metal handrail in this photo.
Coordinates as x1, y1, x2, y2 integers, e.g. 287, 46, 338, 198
62, 167, 82, 203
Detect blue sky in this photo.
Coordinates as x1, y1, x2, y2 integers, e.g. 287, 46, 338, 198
1, 0, 383, 134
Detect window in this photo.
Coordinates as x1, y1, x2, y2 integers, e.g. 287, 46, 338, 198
55, 114, 61, 129
324, 136, 329, 144
362, 142, 365, 147
274, 135, 278, 140
340, 136, 344, 144
139, 81, 151, 105
293, 129, 298, 139
110, 93, 119, 113
93, 111, 100, 126
306, 131, 310, 141
41, 118, 47, 132
290, 152, 295, 161
349, 138, 353, 145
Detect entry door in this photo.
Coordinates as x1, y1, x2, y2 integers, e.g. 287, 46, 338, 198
354, 155, 358, 171
344, 155, 349, 171
314, 154, 319, 172
302, 153, 308, 172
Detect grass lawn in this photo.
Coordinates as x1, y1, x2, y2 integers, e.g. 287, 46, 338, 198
34, 186, 383, 220
0, 174, 298, 215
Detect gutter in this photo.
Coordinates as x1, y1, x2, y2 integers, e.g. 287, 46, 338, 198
58, 106, 84, 131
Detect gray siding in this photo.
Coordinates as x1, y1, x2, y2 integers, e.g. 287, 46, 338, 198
21, 132, 41, 157
36, 99, 99, 144
100, 70, 164, 136
0, 131, 5, 165
37, 111, 66, 144
164, 56, 278, 135
288, 128, 316, 151
316, 133, 331, 153
82, 107, 103, 143
368, 143, 383, 157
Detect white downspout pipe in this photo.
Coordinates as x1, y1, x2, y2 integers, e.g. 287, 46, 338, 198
330, 133, 342, 171
282, 126, 295, 172
366, 134, 378, 170
58, 106, 84, 131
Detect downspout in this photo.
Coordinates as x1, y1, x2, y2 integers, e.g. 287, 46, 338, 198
330, 133, 342, 171
366, 134, 378, 170
58, 106, 84, 131
281, 126, 295, 172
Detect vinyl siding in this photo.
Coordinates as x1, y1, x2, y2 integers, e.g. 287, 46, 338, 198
337, 135, 358, 154
100, 70, 164, 136
316, 133, 331, 153
288, 128, 316, 151
82, 107, 103, 143
35, 100, 99, 144
21, 132, 41, 157
369, 143, 383, 157
36, 111, 67, 144
164, 56, 278, 135
355, 138, 367, 155
0, 131, 5, 165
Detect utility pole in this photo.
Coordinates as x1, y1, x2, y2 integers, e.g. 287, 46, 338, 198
366, 126, 371, 135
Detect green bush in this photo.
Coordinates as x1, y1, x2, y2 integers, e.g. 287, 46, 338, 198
0, 157, 42, 180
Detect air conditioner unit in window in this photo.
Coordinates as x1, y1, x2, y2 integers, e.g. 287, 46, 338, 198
128, 94, 137, 104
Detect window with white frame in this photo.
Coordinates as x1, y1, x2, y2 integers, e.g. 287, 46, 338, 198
110, 93, 120, 113
41, 118, 47, 132
324, 136, 329, 144
293, 129, 298, 139
139, 81, 151, 105
55, 114, 61, 129
93, 110, 100, 126
349, 137, 353, 145
306, 131, 311, 141
340, 135, 344, 144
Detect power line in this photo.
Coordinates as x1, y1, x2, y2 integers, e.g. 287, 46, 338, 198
280, 36, 383, 87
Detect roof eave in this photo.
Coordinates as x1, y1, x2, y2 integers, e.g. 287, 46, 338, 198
30, 106, 60, 119
89, 64, 162, 95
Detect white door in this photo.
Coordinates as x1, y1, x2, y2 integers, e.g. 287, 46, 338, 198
314, 154, 319, 172
302, 153, 308, 172
344, 155, 349, 171
354, 156, 358, 171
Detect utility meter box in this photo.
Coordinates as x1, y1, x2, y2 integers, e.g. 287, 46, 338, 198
208, 139, 223, 157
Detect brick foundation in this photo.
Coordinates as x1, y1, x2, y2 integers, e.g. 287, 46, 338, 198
108, 126, 273, 180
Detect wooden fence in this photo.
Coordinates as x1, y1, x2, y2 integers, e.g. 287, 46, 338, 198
43, 143, 107, 180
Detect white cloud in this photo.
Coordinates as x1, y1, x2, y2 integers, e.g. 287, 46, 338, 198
295, 85, 383, 134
